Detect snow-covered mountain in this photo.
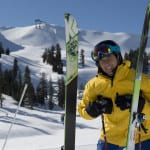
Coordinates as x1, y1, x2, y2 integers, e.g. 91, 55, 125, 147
0, 22, 148, 86
0, 23, 149, 150
0, 23, 146, 51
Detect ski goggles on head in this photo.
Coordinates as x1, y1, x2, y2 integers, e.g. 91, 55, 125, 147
91, 44, 121, 61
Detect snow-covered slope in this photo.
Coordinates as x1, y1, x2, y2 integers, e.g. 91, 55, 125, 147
0, 94, 100, 150
0, 23, 148, 86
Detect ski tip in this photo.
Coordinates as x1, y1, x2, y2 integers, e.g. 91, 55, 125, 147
64, 13, 71, 17
146, 2, 150, 12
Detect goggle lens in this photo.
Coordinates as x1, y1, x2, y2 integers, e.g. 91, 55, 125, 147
91, 44, 120, 61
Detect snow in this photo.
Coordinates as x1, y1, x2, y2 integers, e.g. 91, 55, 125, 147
0, 23, 149, 149
0, 95, 100, 150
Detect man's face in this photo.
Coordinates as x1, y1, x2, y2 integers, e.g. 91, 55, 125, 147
99, 54, 118, 76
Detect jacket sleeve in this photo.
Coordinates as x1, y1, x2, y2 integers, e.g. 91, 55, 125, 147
78, 100, 95, 120
78, 79, 98, 120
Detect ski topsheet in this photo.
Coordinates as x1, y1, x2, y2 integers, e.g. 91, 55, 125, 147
126, 3, 150, 150
63, 13, 79, 150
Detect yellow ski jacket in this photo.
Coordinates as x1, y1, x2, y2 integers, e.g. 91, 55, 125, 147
78, 60, 150, 146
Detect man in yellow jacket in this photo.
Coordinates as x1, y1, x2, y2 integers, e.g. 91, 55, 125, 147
78, 40, 150, 150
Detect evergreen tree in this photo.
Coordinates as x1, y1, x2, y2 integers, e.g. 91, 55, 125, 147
42, 48, 48, 63
52, 63, 58, 72
23, 66, 35, 107
0, 42, 4, 54
24, 66, 31, 84
48, 76, 54, 109
12, 58, 19, 80
54, 43, 63, 74
124, 48, 149, 73
0, 63, 4, 107
11, 79, 19, 100
42, 44, 63, 74
8, 58, 20, 100
5, 48, 10, 55
79, 49, 85, 67
57, 76, 65, 108
55, 43, 61, 64
3, 69, 9, 94
3, 69, 13, 95
26, 83, 36, 109
51, 45, 57, 72
48, 46, 55, 65
36, 72, 47, 105
57, 61, 63, 74
15, 70, 23, 101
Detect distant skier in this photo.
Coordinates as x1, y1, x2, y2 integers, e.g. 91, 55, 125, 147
78, 40, 150, 150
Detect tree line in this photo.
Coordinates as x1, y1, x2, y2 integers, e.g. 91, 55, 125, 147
0, 41, 86, 110
0, 42, 10, 57
42, 44, 85, 72
124, 48, 150, 74
0, 57, 65, 110
42, 43, 63, 74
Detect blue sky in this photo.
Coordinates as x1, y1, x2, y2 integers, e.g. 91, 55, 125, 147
0, 0, 149, 34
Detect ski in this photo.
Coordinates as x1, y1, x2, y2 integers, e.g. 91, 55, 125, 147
126, 3, 150, 150
63, 13, 79, 150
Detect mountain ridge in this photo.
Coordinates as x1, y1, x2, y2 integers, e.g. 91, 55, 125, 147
0, 23, 149, 86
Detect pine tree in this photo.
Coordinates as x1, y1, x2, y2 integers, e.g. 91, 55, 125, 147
3, 69, 9, 94
124, 48, 149, 73
42, 48, 48, 63
55, 43, 61, 64
23, 65, 35, 107
57, 61, 63, 74
79, 49, 85, 67
48, 76, 54, 109
15, 70, 23, 101
3, 69, 13, 95
27, 83, 36, 109
57, 76, 65, 108
11, 79, 19, 100
0, 42, 4, 55
52, 45, 57, 72
24, 66, 31, 84
0, 63, 4, 107
5, 48, 10, 55
48, 46, 55, 65
12, 58, 19, 80
36, 72, 47, 105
